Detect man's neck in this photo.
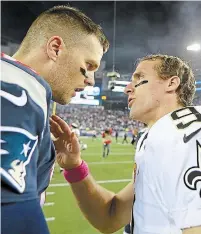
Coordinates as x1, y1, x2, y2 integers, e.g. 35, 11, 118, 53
12, 51, 46, 80
147, 103, 184, 128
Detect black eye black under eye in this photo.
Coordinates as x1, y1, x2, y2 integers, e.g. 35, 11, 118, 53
135, 80, 148, 88
80, 67, 88, 79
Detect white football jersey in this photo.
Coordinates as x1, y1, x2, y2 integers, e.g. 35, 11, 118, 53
132, 106, 201, 234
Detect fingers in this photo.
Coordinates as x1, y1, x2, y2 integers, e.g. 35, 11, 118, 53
71, 132, 81, 153
51, 133, 58, 142
50, 117, 64, 138
67, 143, 72, 152
51, 115, 71, 137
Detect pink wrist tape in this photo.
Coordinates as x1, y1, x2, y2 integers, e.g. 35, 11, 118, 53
63, 160, 89, 183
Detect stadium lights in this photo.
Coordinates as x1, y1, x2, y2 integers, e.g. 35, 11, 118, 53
107, 71, 121, 79
186, 43, 201, 52
114, 80, 130, 85
111, 86, 125, 92
108, 80, 130, 91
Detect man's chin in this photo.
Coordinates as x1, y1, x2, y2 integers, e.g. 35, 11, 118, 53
60, 98, 71, 105
53, 95, 71, 105
129, 109, 140, 121
129, 112, 136, 120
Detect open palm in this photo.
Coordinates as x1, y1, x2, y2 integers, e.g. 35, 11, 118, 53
50, 115, 82, 170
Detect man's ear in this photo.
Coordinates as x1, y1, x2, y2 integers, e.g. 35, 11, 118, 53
46, 36, 65, 62
166, 76, 180, 93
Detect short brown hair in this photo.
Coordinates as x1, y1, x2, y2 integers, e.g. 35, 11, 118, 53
139, 54, 196, 106
21, 5, 109, 53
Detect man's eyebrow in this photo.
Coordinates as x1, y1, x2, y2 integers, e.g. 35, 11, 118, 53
132, 72, 145, 81
88, 59, 100, 69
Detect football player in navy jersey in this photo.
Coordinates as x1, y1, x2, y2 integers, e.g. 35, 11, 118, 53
1, 5, 109, 234
51, 54, 201, 234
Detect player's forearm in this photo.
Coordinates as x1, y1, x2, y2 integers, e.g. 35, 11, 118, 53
70, 174, 126, 233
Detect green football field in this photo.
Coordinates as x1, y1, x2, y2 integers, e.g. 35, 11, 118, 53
43, 137, 135, 234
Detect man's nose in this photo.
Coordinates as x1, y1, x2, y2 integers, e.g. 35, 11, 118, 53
124, 82, 134, 95
84, 72, 95, 86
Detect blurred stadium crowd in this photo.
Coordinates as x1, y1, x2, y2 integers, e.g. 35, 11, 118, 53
53, 93, 201, 136
55, 104, 145, 135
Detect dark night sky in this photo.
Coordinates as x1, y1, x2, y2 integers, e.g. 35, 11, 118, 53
1, 1, 201, 73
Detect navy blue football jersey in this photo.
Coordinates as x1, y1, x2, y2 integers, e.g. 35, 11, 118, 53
0, 53, 55, 203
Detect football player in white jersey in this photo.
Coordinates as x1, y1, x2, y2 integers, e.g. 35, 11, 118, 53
50, 54, 201, 234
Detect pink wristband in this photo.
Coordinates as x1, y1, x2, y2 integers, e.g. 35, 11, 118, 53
63, 160, 89, 183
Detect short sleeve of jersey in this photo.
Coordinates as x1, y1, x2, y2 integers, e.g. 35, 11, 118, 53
144, 106, 201, 230
133, 106, 201, 234
159, 106, 201, 229
0, 56, 55, 202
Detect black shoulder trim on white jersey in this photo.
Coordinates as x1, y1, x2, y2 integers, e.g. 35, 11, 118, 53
138, 132, 148, 151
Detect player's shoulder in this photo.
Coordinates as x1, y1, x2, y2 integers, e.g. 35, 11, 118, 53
148, 106, 201, 146
1, 54, 51, 99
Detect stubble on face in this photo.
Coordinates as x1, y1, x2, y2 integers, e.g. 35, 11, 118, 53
49, 35, 104, 105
